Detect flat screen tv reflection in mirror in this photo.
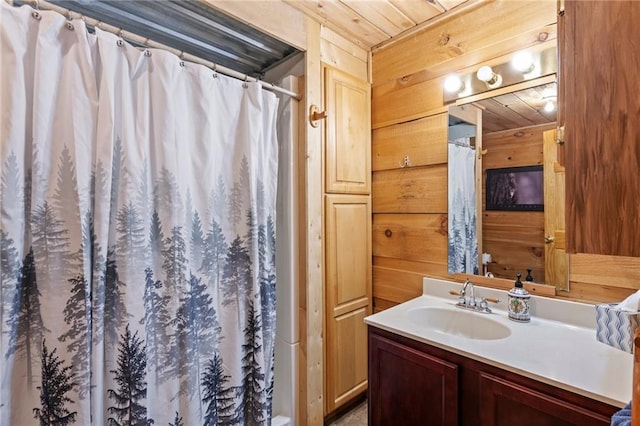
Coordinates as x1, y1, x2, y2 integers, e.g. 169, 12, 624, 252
486, 165, 544, 211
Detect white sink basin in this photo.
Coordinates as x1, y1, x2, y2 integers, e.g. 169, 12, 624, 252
407, 306, 511, 340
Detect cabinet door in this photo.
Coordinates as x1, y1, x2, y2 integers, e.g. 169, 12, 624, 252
368, 333, 459, 426
479, 373, 611, 426
563, 1, 640, 256
324, 66, 371, 194
325, 195, 372, 413
543, 129, 568, 290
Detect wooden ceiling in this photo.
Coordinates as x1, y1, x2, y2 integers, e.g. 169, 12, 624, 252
284, 0, 469, 47
477, 82, 558, 133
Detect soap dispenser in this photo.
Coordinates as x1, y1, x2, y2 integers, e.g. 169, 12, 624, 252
508, 274, 531, 322
525, 268, 534, 283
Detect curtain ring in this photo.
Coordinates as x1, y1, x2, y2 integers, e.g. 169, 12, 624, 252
144, 49, 152, 57
31, 0, 39, 10
64, 10, 74, 30
31, 10, 41, 20
116, 29, 125, 47
212, 63, 218, 78
243, 74, 249, 88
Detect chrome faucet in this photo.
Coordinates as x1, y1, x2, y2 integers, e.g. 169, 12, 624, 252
455, 279, 495, 314
461, 279, 476, 307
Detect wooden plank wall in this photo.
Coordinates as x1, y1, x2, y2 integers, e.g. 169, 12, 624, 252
320, 26, 370, 82
566, 254, 639, 303
482, 123, 555, 283
300, 17, 324, 426
371, 0, 639, 310
371, 0, 558, 311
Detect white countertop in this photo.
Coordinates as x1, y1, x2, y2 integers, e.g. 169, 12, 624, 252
364, 277, 633, 408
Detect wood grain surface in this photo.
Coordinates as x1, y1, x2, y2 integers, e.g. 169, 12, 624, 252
564, 0, 640, 257
482, 124, 553, 282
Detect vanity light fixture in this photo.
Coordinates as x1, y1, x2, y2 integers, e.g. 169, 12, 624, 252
443, 45, 557, 104
512, 50, 535, 73
444, 74, 464, 93
476, 65, 502, 88
544, 99, 556, 113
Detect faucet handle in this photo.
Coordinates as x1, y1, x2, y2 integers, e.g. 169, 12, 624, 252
478, 298, 493, 313
479, 297, 500, 308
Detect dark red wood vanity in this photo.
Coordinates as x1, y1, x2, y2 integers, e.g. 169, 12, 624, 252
368, 326, 619, 426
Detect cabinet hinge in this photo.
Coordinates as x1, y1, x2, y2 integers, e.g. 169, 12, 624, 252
556, 126, 565, 145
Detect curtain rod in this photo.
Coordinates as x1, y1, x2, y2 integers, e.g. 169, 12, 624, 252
448, 140, 476, 148
7, 0, 302, 100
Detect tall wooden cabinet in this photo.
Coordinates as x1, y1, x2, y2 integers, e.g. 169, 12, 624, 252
323, 66, 372, 414
562, 0, 640, 257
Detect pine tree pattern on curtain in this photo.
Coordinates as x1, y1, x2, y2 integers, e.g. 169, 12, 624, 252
1, 3, 279, 424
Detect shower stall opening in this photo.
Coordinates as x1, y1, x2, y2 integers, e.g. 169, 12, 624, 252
265, 54, 305, 426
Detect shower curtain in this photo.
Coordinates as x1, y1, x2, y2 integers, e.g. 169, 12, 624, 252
1, 3, 278, 425
447, 139, 478, 275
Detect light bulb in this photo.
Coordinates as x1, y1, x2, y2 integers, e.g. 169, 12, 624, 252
444, 75, 463, 93
476, 66, 494, 82
476, 65, 501, 87
544, 100, 556, 113
512, 50, 535, 73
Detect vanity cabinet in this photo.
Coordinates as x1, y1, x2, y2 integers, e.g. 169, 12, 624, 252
369, 331, 458, 426
479, 373, 613, 425
369, 327, 618, 426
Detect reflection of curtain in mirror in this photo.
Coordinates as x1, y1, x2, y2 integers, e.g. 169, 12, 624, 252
448, 138, 478, 275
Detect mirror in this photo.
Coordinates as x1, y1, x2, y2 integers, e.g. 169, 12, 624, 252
447, 79, 568, 291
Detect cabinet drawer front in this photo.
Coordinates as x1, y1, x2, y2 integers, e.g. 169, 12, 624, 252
479, 373, 611, 426
369, 334, 458, 426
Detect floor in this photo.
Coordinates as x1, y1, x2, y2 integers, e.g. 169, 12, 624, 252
327, 400, 368, 426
